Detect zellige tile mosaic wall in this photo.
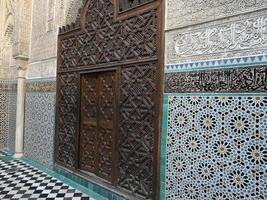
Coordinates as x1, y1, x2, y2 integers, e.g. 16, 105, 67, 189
24, 78, 56, 169
0, 81, 17, 150
164, 94, 267, 199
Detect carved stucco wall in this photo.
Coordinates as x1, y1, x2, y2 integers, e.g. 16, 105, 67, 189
28, 0, 83, 79
162, 1, 267, 200
0, 0, 16, 80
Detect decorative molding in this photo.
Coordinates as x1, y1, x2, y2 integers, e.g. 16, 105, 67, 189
166, 0, 267, 30
26, 78, 56, 93
165, 65, 267, 93
27, 58, 56, 79
165, 54, 267, 73
166, 11, 267, 64
0, 81, 17, 92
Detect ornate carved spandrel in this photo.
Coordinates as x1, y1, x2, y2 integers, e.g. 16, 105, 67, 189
118, 0, 155, 12
56, 73, 79, 169
79, 74, 98, 173
118, 63, 157, 199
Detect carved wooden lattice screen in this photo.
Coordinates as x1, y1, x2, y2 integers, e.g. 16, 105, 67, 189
55, 0, 163, 199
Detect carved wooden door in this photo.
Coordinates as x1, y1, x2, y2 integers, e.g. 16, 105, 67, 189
56, 0, 163, 199
79, 71, 116, 182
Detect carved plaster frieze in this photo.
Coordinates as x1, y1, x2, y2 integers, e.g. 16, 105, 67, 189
166, 10, 267, 64
165, 65, 267, 93
166, 0, 267, 30
27, 58, 56, 79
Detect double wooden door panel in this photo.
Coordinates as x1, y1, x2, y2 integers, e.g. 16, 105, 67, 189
79, 71, 117, 182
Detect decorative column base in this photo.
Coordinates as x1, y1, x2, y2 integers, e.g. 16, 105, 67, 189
13, 152, 24, 159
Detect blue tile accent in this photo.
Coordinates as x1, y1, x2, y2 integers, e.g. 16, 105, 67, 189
54, 165, 127, 200
160, 94, 169, 200
165, 54, 267, 73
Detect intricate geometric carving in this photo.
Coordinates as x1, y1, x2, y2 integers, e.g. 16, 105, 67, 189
79, 74, 98, 174
165, 65, 267, 93
119, 0, 155, 12
59, 1, 158, 71
98, 72, 116, 181
56, 73, 79, 169
118, 63, 157, 198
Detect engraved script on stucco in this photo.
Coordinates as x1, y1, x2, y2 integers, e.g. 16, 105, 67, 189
166, 0, 267, 29
174, 16, 267, 57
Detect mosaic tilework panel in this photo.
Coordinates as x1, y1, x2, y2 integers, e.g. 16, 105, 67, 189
24, 92, 56, 169
166, 95, 267, 200
7, 92, 17, 151
0, 93, 8, 149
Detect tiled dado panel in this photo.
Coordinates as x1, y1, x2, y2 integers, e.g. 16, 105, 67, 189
7, 90, 17, 152
163, 94, 267, 200
24, 79, 56, 169
0, 81, 17, 150
0, 92, 8, 149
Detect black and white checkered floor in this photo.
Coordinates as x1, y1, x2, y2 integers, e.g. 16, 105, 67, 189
0, 158, 94, 200
0, 151, 8, 157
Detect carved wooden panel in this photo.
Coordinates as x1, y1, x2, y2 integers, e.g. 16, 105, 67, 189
79, 74, 98, 173
98, 72, 116, 181
56, 73, 79, 169
56, 0, 162, 199
118, 0, 155, 12
79, 71, 116, 182
59, 1, 158, 71
118, 62, 157, 198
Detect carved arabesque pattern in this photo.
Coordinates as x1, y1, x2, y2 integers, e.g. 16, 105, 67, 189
118, 63, 157, 198
165, 65, 267, 93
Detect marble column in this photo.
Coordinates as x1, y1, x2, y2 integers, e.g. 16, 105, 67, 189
13, 61, 27, 158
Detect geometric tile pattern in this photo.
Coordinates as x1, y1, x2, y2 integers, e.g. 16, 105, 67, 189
0, 80, 17, 151
0, 158, 93, 200
7, 91, 17, 151
24, 91, 56, 169
0, 93, 9, 149
166, 95, 267, 200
